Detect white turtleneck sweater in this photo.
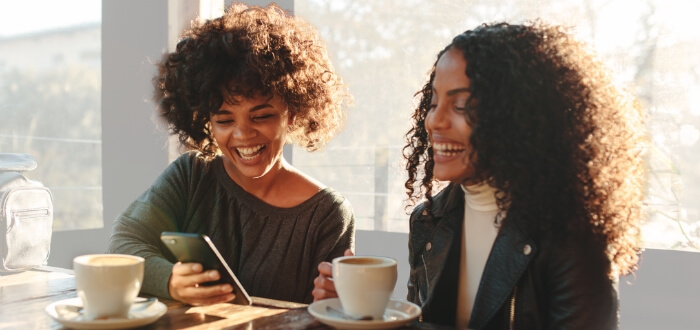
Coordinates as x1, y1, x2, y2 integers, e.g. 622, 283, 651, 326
456, 183, 500, 329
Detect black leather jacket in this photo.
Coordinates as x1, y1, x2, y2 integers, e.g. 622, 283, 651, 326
407, 183, 619, 329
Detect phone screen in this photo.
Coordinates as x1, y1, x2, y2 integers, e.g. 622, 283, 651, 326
160, 232, 251, 305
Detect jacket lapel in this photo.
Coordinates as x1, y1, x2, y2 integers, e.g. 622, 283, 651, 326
418, 184, 465, 310
468, 221, 535, 328
424, 196, 464, 301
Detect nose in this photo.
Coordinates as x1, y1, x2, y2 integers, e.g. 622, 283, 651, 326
233, 122, 256, 139
426, 103, 451, 131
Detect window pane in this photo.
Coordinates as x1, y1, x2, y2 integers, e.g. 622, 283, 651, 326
0, 1, 102, 231
295, 0, 700, 251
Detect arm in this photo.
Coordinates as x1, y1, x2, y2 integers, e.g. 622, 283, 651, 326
313, 198, 356, 262
309, 198, 355, 301
108, 153, 235, 304
107, 160, 188, 298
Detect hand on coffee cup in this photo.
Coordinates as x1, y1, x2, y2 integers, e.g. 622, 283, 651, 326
312, 249, 354, 301
168, 262, 235, 306
73, 254, 145, 320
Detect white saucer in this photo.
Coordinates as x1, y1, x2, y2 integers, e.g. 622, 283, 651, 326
308, 298, 421, 329
45, 297, 167, 329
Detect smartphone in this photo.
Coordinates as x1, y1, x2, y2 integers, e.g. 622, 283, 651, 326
160, 232, 252, 305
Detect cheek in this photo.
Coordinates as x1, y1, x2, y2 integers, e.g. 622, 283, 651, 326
210, 127, 226, 141
424, 112, 434, 128
423, 115, 435, 138
457, 120, 473, 142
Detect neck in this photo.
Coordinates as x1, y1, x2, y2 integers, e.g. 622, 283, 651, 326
223, 156, 290, 200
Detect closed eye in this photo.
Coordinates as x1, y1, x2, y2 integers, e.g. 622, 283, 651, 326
253, 114, 275, 121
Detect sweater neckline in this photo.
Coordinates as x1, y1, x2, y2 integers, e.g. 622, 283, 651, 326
461, 182, 498, 212
213, 156, 333, 214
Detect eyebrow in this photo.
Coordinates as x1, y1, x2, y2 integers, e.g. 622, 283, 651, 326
431, 87, 471, 96
446, 88, 471, 96
213, 103, 272, 115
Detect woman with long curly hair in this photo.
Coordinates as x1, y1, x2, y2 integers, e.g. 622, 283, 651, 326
402, 21, 645, 328
109, 3, 354, 305
313, 21, 645, 328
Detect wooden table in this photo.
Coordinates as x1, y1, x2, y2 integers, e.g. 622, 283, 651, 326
0, 267, 449, 329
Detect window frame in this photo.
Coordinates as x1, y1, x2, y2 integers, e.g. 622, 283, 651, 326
48, 0, 170, 268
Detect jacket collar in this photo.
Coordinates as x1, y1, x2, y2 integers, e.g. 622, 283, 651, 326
428, 183, 464, 219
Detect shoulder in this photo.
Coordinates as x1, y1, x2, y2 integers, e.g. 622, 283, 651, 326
544, 231, 609, 271
297, 183, 354, 229
171, 150, 213, 168
165, 151, 219, 177
150, 152, 221, 196
408, 183, 464, 252
278, 166, 334, 207
287, 164, 325, 190
410, 183, 463, 223
522, 228, 612, 293
312, 187, 353, 221
299, 188, 354, 237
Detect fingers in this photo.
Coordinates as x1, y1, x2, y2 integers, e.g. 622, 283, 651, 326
313, 272, 336, 292
312, 262, 338, 301
312, 250, 354, 301
179, 284, 236, 306
312, 273, 338, 302
312, 287, 338, 301
169, 262, 235, 306
317, 261, 333, 277
172, 263, 221, 288
172, 262, 202, 275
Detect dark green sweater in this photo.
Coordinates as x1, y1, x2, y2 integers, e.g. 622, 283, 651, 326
108, 152, 355, 303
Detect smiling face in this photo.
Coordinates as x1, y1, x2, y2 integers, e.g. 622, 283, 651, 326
210, 93, 292, 183
426, 47, 476, 184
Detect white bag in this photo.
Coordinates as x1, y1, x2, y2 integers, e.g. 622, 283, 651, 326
0, 153, 53, 272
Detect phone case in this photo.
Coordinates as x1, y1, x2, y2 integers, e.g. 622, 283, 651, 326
160, 232, 251, 305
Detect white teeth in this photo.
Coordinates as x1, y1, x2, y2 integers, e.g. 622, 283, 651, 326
432, 142, 465, 157
236, 144, 264, 159
435, 150, 463, 157
432, 143, 465, 152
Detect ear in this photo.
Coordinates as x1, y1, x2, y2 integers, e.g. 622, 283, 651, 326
287, 111, 295, 126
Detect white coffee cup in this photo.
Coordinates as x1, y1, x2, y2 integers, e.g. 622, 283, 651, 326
332, 255, 398, 320
73, 254, 144, 320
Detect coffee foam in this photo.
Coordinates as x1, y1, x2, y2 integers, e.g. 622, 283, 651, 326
85, 256, 140, 266
338, 257, 392, 265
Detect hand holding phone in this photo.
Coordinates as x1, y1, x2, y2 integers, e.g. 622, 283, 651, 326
161, 232, 251, 305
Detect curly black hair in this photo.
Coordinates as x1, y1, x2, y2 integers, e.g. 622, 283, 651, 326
404, 21, 646, 277
153, 3, 350, 157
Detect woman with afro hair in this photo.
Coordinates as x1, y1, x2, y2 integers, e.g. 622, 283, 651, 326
314, 21, 645, 329
109, 3, 354, 305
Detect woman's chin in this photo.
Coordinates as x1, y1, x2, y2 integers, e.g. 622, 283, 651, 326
433, 166, 472, 183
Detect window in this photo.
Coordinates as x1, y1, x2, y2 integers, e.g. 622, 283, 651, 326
294, 0, 700, 251
0, 1, 102, 231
